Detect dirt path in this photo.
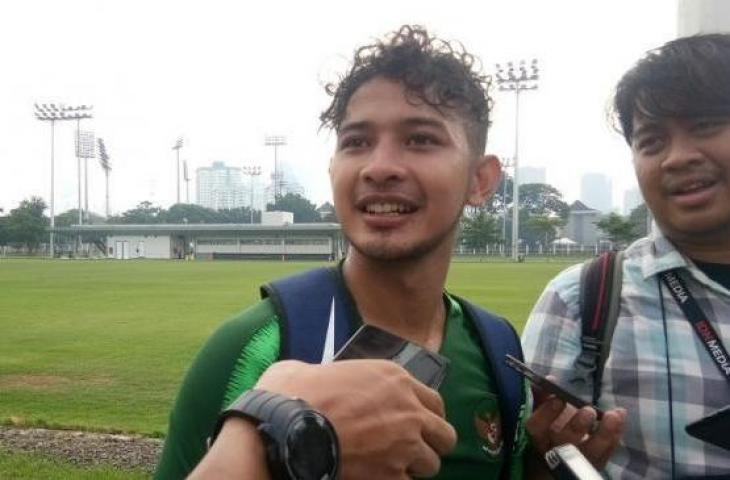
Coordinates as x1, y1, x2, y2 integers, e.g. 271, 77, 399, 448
0, 426, 162, 474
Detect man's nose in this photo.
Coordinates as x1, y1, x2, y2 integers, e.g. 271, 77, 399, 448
361, 141, 406, 185
662, 132, 705, 170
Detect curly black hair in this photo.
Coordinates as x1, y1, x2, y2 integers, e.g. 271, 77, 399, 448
320, 25, 493, 156
613, 33, 730, 144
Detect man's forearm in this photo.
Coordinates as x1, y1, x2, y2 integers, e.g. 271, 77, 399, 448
187, 418, 271, 480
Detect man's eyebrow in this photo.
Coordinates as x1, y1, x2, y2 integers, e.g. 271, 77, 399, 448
338, 116, 448, 136
338, 121, 370, 135
401, 117, 448, 130
632, 121, 662, 140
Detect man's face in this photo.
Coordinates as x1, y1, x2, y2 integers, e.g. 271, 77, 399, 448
631, 114, 730, 242
329, 77, 496, 262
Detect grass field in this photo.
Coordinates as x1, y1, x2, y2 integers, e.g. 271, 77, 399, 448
0, 450, 148, 480
0, 257, 580, 476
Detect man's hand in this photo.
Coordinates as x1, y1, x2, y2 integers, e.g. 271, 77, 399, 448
255, 359, 457, 479
526, 381, 627, 471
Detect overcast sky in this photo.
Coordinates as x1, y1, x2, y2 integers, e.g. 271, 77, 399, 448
0, 0, 678, 216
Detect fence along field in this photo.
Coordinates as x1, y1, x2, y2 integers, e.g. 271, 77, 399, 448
0, 258, 577, 434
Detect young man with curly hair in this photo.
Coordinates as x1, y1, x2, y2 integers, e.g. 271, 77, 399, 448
156, 26, 624, 480
523, 34, 730, 478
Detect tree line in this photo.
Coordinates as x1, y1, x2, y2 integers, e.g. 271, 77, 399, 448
1, 185, 649, 254
457, 178, 650, 252
0, 193, 335, 253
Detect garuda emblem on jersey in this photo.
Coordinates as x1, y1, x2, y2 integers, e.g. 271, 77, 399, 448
475, 399, 503, 457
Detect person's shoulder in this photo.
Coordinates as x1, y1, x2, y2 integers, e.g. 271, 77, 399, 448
618, 236, 658, 286
543, 262, 584, 301
523, 263, 584, 338
218, 298, 278, 335
623, 236, 654, 260
196, 298, 279, 361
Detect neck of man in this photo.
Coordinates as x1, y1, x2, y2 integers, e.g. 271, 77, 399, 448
342, 243, 453, 352
668, 229, 730, 264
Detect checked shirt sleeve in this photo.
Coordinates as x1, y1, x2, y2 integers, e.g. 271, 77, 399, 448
521, 264, 593, 401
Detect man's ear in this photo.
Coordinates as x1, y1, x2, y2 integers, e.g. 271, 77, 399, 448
467, 154, 501, 207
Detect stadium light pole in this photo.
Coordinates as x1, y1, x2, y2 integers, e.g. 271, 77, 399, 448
172, 138, 183, 204
76, 129, 95, 223
264, 135, 286, 201
500, 157, 514, 254
495, 59, 539, 261
97, 138, 112, 217
34, 103, 93, 257
183, 160, 191, 204
243, 165, 262, 223
69, 107, 94, 227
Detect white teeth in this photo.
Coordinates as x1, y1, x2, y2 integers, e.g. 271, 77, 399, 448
365, 203, 412, 214
680, 180, 711, 193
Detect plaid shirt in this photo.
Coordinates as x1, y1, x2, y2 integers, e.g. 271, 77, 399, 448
522, 231, 730, 479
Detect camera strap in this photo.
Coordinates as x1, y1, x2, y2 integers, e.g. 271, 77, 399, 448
660, 269, 730, 386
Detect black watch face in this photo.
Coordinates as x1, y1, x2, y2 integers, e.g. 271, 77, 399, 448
285, 412, 338, 480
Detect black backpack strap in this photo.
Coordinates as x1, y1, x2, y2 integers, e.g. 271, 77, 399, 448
456, 297, 525, 480
573, 251, 624, 405
261, 267, 356, 363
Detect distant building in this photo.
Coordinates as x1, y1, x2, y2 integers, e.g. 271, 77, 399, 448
262, 211, 294, 226
57, 223, 344, 261
264, 179, 306, 205
316, 202, 336, 221
563, 200, 604, 245
518, 166, 546, 185
196, 162, 246, 210
580, 173, 612, 213
623, 187, 643, 215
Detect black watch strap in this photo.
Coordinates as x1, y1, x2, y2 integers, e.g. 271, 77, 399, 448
210, 389, 307, 446
209, 389, 340, 480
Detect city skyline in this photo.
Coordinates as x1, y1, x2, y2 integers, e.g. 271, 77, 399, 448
0, 0, 677, 217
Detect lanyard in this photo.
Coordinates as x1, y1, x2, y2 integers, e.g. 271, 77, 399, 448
660, 269, 730, 385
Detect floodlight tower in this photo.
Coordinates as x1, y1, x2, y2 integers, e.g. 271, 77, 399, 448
33, 103, 93, 257
183, 160, 191, 204
97, 138, 112, 217
264, 135, 287, 201
172, 138, 183, 204
500, 157, 514, 252
76, 129, 95, 223
495, 59, 539, 260
243, 165, 262, 223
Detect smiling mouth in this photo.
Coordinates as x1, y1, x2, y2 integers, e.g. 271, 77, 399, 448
671, 179, 717, 196
362, 202, 416, 215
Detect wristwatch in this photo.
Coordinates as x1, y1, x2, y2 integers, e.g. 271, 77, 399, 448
210, 389, 340, 480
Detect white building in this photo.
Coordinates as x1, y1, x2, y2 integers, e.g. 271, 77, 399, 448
563, 200, 604, 245
580, 173, 613, 213
264, 178, 306, 205
196, 162, 247, 210
59, 223, 344, 261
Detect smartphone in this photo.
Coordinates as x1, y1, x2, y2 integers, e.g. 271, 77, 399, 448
505, 354, 604, 420
545, 444, 603, 480
334, 324, 450, 389
685, 404, 730, 451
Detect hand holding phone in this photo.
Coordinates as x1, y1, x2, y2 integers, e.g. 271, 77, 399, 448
334, 324, 450, 389
505, 354, 604, 419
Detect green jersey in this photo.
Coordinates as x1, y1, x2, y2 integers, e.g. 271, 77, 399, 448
156, 294, 529, 479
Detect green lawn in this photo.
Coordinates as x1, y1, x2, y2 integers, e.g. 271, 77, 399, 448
0, 449, 148, 479
0, 257, 578, 476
